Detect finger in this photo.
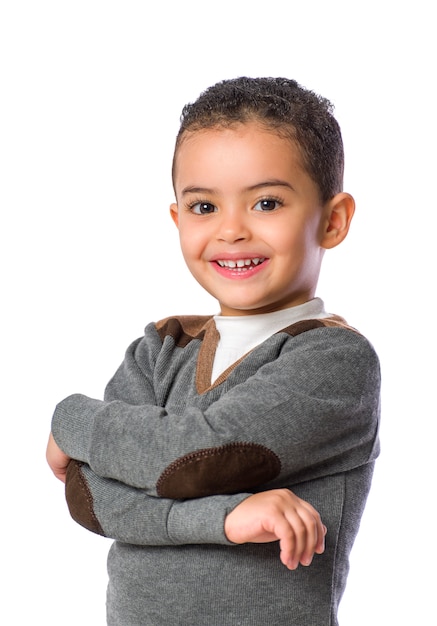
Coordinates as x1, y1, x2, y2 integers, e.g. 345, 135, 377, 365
297, 504, 326, 563
277, 524, 298, 570
316, 524, 327, 554
54, 467, 67, 483
275, 511, 308, 570
261, 510, 298, 569
287, 509, 316, 567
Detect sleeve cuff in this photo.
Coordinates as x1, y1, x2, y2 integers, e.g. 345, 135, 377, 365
167, 493, 250, 545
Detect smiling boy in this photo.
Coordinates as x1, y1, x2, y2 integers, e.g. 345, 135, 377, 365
47, 77, 380, 625
171, 123, 353, 315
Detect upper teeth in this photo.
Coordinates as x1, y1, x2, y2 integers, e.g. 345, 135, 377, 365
217, 258, 265, 268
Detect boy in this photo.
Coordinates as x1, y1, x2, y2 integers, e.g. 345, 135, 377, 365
47, 77, 380, 625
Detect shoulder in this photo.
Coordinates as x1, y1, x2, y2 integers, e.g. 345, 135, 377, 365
277, 316, 380, 379
280, 314, 358, 337
281, 315, 376, 350
123, 315, 215, 368
153, 315, 214, 347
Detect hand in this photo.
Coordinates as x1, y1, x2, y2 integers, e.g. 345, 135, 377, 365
224, 489, 326, 570
46, 432, 71, 483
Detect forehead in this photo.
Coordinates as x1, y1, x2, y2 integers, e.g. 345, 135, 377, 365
177, 121, 299, 155
173, 122, 307, 185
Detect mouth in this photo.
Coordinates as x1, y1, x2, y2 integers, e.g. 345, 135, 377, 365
215, 257, 266, 272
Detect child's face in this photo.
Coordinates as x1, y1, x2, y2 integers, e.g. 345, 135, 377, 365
171, 122, 333, 316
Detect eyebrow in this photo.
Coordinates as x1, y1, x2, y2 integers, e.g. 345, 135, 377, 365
181, 179, 295, 196
181, 186, 217, 196
247, 179, 295, 192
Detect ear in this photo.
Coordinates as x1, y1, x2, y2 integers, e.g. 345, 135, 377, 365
170, 203, 179, 228
320, 192, 355, 250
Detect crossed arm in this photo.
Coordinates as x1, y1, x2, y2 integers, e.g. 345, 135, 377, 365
47, 433, 326, 570
47, 325, 379, 570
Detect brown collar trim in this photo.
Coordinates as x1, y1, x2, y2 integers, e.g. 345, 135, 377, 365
157, 314, 359, 395
196, 318, 221, 394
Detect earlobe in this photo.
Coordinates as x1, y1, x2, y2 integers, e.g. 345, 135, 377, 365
170, 203, 179, 228
321, 192, 355, 250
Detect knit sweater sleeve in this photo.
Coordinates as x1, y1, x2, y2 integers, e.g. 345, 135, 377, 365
64, 460, 249, 544
51, 322, 380, 499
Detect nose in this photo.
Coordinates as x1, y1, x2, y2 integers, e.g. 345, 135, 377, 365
216, 207, 250, 244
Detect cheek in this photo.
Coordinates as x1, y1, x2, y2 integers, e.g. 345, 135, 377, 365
178, 228, 205, 260
266, 226, 304, 258
267, 221, 318, 267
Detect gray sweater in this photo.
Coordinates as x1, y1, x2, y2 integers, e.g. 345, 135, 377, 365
52, 314, 381, 625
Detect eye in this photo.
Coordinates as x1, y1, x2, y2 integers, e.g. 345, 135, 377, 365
190, 202, 217, 215
253, 198, 282, 212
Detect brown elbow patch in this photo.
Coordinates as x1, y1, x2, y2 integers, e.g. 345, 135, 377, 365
65, 460, 104, 536
156, 443, 281, 499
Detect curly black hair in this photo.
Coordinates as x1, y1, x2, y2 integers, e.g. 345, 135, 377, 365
172, 77, 344, 203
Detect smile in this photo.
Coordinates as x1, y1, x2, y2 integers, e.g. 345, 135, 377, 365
216, 258, 266, 270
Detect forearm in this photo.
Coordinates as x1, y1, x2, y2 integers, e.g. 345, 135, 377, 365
65, 461, 327, 570
66, 460, 250, 546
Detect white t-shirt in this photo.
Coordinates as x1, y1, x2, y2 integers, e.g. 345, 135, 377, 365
212, 298, 328, 383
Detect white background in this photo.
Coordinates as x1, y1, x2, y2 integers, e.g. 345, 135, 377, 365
1, 1, 435, 624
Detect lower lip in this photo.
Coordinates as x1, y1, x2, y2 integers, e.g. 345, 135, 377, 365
212, 260, 268, 279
